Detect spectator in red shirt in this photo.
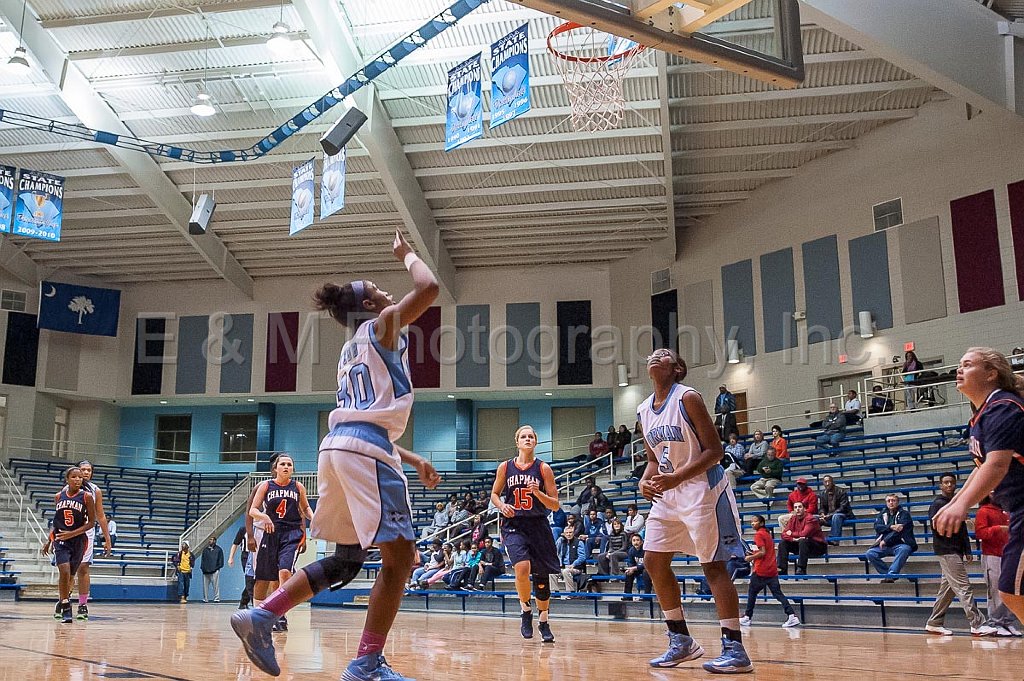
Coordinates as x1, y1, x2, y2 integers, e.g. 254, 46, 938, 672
976, 496, 1022, 635
739, 515, 799, 628
777, 502, 827, 575
588, 432, 609, 460
778, 477, 818, 529
770, 425, 789, 460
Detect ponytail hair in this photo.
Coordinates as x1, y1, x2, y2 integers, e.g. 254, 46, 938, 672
314, 281, 367, 327
966, 346, 1024, 398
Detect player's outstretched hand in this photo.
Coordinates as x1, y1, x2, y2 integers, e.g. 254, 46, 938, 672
417, 460, 442, 490
393, 230, 413, 261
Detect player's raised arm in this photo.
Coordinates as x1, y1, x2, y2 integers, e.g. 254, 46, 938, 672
374, 230, 439, 348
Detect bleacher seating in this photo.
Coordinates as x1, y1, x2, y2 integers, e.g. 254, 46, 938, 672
9, 458, 246, 577
399, 423, 990, 629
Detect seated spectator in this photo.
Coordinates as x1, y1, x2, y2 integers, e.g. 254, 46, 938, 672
470, 537, 505, 590
571, 476, 598, 515
750, 447, 783, 500
476, 489, 493, 515
420, 502, 450, 541
601, 507, 618, 535
615, 424, 632, 458
417, 543, 454, 588
588, 431, 609, 461
409, 539, 444, 588
107, 514, 118, 546
815, 404, 847, 452
743, 430, 769, 474
863, 494, 918, 582
468, 514, 490, 549
563, 512, 581, 541
723, 433, 745, 489
1011, 346, 1024, 371
777, 502, 827, 576
842, 389, 862, 425
442, 540, 472, 590
770, 425, 789, 461
549, 504, 567, 541
817, 474, 853, 546
622, 533, 651, 600
868, 385, 895, 414
444, 493, 460, 519
579, 508, 607, 556
584, 485, 613, 515
606, 425, 618, 453
597, 519, 630, 575
740, 514, 799, 628
778, 477, 818, 529
558, 526, 588, 592
449, 500, 472, 533
623, 503, 645, 538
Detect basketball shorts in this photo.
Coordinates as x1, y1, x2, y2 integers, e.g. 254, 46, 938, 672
999, 510, 1024, 596
54, 534, 88, 574
500, 516, 560, 575
311, 448, 414, 549
644, 467, 746, 564
255, 527, 304, 580
81, 527, 95, 565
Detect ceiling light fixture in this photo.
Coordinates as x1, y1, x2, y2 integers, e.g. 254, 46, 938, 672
267, 21, 291, 52
191, 18, 216, 117
6, 1, 31, 73
267, 2, 291, 53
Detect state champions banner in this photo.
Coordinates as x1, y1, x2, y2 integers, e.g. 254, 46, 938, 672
320, 147, 346, 220
490, 24, 531, 129
289, 157, 315, 235
14, 169, 64, 242
445, 53, 483, 151
0, 165, 14, 233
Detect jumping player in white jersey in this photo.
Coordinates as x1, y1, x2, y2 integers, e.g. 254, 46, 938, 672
638, 348, 752, 674
232, 230, 441, 681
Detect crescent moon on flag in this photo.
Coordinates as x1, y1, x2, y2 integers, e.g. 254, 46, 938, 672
44, 285, 57, 297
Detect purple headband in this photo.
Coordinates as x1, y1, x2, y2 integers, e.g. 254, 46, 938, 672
350, 280, 366, 306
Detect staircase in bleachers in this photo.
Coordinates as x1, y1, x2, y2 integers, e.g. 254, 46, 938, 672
398, 423, 990, 630
8, 458, 246, 581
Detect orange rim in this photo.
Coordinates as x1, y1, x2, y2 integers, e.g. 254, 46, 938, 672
546, 21, 646, 64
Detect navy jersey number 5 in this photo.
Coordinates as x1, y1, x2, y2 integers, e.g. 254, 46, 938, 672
337, 363, 376, 410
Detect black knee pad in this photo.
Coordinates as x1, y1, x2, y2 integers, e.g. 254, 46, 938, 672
303, 544, 367, 593
533, 575, 551, 603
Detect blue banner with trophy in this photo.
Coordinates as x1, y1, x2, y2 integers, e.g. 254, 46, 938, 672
13, 169, 63, 242
320, 148, 346, 220
0, 165, 14, 233
39, 280, 121, 337
289, 158, 315, 235
490, 24, 531, 129
445, 53, 483, 151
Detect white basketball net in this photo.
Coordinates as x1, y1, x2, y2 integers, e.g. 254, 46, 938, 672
548, 24, 646, 133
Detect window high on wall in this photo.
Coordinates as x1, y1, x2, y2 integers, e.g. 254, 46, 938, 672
155, 415, 192, 463
221, 413, 258, 463
873, 198, 903, 231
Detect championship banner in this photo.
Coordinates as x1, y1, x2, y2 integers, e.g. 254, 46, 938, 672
320, 148, 346, 220
490, 24, 530, 129
445, 53, 483, 151
13, 169, 63, 242
0, 165, 14, 233
38, 280, 121, 337
289, 158, 315, 235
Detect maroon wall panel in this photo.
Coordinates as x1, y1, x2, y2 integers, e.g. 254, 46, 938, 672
950, 189, 1005, 313
407, 306, 441, 389
265, 311, 299, 392
1008, 179, 1024, 300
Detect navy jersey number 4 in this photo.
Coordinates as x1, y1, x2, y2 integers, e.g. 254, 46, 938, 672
337, 363, 376, 410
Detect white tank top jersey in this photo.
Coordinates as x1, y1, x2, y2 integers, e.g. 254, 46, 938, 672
637, 382, 719, 518
320, 319, 413, 462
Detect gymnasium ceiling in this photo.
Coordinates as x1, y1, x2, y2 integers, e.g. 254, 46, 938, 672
0, 0, 983, 296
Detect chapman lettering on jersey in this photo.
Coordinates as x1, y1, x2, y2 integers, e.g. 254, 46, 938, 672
646, 425, 685, 446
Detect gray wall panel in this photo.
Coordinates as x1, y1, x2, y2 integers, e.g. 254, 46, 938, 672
759, 248, 797, 352
175, 315, 209, 395
682, 279, 715, 366
456, 305, 490, 388
801, 235, 844, 343
219, 313, 254, 393
721, 260, 757, 356
505, 302, 541, 387
899, 216, 948, 324
849, 232, 894, 331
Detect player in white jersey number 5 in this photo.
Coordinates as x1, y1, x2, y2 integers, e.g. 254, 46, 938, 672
638, 348, 753, 674
232, 230, 442, 681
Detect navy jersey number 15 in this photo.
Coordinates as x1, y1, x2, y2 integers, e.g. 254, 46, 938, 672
337, 363, 376, 410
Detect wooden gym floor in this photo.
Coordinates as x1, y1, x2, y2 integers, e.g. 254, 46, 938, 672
0, 602, 1016, 680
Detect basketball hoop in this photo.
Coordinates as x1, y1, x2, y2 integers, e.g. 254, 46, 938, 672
547, 22, 646, 133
